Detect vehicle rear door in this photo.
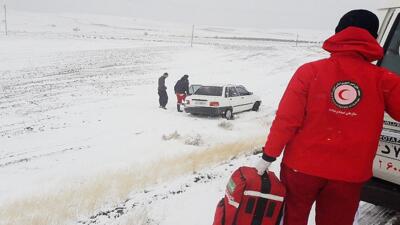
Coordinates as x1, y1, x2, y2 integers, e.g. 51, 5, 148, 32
375, 9, 400, 185
226, 86, 241, 113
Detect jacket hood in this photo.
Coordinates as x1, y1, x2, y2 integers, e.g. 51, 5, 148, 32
323, 27, 384, 62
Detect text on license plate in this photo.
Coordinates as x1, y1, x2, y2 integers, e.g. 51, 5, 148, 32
194, 101, 206, 105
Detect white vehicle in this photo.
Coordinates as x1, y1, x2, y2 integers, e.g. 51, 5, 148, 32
361, 3, 400, 211
184, 84, 261, 120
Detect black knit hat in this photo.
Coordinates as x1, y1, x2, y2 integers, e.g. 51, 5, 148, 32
335, 9, 379, 38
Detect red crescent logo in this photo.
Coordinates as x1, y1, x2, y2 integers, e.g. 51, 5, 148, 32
331, 81, 362, 109
338, 89, 349, 100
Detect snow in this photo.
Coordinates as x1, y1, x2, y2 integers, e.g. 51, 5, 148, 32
2, 10, 392, 225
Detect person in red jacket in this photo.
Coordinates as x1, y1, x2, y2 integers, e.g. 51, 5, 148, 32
174, 75, 190, 112
255, 10, 400, 225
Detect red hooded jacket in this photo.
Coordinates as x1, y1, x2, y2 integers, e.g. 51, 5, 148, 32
263, 27, 400, 182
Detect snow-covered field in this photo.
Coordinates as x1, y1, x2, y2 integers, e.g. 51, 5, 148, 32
1, 11, 398, 225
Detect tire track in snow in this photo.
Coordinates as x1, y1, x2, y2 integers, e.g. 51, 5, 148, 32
359, 203, 400, 225
0, 145, 90, 168
0, 46, 177, 140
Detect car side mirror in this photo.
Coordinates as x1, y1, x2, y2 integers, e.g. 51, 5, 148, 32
248, 92, 253, 95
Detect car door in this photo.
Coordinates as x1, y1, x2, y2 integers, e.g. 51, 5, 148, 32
226, 86, 241, 113
236, 85, 254, 111
374, 9, 400, 185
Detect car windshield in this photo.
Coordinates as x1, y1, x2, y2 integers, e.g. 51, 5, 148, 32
194, 86, 223, 96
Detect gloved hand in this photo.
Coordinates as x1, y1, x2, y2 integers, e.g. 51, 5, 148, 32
255, 158, 271, 175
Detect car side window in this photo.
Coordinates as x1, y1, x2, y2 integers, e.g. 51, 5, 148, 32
189, 85, 201, 95
380, 13, 400, 74
236, 86, 250, 96
227, 87, 239, 97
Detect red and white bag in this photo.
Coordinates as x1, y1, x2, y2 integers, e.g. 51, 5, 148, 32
212, 167, 285, 225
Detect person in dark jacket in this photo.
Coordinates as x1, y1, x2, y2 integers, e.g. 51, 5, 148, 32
158, 72, 168, 109
255, 10, 400, 225
174, 74, 189, 112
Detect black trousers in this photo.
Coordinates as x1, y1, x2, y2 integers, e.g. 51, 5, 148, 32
158, 90, 168, 107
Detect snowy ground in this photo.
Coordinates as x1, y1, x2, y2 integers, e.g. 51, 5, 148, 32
0, 11, 398, 225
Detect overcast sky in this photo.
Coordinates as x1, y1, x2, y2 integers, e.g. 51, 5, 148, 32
8, 0, 381, 30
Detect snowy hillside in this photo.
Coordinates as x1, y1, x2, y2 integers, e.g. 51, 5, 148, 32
3, 10, 395, 225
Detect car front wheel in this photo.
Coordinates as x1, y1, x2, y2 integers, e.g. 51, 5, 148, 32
252, 101, 261, 111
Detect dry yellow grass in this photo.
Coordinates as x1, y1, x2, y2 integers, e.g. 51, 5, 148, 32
0, 136, 264, 225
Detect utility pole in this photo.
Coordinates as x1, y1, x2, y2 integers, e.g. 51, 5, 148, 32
296, 33, 299, 47
190, 24, 194, 47
3, 1, 7, 36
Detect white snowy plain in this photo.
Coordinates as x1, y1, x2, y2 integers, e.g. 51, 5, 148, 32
1, 11, 396, 225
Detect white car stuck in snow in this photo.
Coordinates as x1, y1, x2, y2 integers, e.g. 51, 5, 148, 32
184, 84, 261, 120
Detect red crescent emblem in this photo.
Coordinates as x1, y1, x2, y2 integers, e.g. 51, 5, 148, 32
338, 89, 349, 100
331, 81, 361, 109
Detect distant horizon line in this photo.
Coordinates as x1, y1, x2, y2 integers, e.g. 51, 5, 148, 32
6, 8, 334, 34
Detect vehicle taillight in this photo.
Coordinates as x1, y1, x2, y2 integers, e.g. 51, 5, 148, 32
209, 101, 219, 107
186, 100, 190, 105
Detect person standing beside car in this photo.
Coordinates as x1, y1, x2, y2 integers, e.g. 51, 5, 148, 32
255, 10, 400, 225
174, 74, 189, 112
158, 72, 168, 109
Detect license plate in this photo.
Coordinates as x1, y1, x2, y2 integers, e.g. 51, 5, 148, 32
374, 133, 400, 185
194, 101, 206, 105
